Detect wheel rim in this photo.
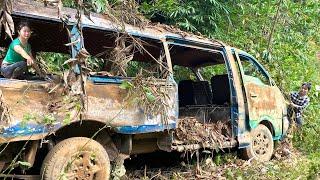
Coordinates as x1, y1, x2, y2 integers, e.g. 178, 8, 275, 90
64, 151, 103, 180
252, 132, 270, 156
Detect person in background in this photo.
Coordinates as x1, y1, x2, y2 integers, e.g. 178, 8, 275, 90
290, 82, 311, 128
1, 22, 34, 79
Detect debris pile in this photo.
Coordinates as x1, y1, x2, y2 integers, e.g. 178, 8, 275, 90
32, 56, 49, 78
46, 1, 92, 123
126, 144, 304, 180
105, 0, 148, 28
175, 117, 232, 148
274, 126, 300, 160
107, 34, 142, 76
125, 154, 247, 180
121, 71, 172, 125
0, 0, 14, 39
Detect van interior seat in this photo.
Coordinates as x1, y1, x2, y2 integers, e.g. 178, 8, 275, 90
178, 80, 194, 106
193, 81, 212, 105
178, 80, 212, 106
211, 74, 230, 105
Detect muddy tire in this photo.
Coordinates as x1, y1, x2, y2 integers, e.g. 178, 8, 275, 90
240, 124, 274, 162
41, 137, 110, 180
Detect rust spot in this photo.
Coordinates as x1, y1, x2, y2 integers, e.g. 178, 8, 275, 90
246, 83, 276, 110
1, 82, 51, 122
245, 83, 284, 127
86, 82, 126, 101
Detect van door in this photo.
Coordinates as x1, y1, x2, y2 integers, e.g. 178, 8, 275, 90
236, 53, 282, 134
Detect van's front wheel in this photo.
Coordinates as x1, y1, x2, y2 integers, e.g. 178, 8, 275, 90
240, 124, 274, 162
41, 137, 110, 180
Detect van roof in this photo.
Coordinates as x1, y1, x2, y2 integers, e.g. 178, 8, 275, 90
2, 0, 225, 54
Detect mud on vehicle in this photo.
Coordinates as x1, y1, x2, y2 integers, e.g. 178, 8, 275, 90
0, 0, 289, 179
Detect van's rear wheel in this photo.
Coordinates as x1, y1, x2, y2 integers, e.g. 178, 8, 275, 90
240, 124, 274, 162
41, 137, 110, 180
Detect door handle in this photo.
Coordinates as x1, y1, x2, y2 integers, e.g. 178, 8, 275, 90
250, 93, 258, 98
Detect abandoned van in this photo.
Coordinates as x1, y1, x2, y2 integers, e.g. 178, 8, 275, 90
0, 0, 289, 179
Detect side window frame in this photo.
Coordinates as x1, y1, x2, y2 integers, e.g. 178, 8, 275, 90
238, 54, 271, 86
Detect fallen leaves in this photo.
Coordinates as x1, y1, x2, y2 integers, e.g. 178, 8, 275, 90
175, 116, 232, 148
0, 0, 14, 40
121, 71, 173, 125
104, 0, 148, 28
107, 34, 136, 77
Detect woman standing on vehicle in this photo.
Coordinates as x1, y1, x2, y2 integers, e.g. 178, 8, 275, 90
1, 22, 34, 79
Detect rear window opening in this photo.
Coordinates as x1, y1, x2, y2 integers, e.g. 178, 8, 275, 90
82, 28, 170, 80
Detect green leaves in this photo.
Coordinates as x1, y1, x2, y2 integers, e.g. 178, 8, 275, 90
63, 0, 107, 13
17, 161, 32, 169
63, 112, 71, 125
139, 0, 230, 37
42, 114, 56, 125
120, 80, 156, 102
119, 80, 134, 90
21, 113, 37, 128
143, 87, 156, 102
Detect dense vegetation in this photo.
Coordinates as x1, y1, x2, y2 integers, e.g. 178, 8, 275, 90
58, 0, 320, 178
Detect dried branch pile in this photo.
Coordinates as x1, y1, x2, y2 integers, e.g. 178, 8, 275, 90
105, 0, 148, 28
47, 3, 91, 123
175, 117, 232, 148
32, 56, 49, 78
47, 48, 90, 123
126, 127, 302, 180
107, 34, 142, 76
122, 71, 172, 125
0, 0, 14, 40
274, 126, 299, 160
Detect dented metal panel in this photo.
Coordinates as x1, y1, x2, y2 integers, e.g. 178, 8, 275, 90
85, 77, 178, 128
0, 79, 59, 142
0, 76, 178, 142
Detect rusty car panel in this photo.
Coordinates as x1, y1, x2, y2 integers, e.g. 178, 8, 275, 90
0, 76, 178, 142
85, 78, 178, 128
244, 82, 284, 137
236, 50, 287, 140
